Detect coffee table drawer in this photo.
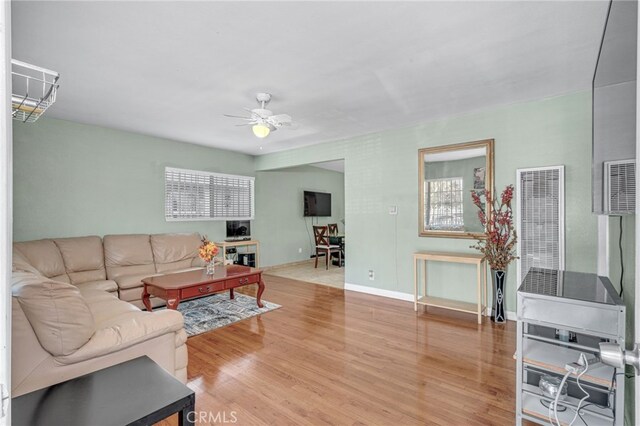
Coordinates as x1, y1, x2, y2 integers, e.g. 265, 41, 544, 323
182, 282, 225, 299
225, 274, 259, 289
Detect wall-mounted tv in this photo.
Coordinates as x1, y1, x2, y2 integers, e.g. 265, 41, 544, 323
304, 191, 332, 217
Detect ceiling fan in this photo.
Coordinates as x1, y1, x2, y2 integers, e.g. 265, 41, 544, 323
224, 93, 295, 138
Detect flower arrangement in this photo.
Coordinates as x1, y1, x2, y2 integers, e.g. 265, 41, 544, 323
198, 236, 219, 264
470, 185, 518, 271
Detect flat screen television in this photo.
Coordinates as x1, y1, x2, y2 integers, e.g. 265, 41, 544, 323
226, 220, 251, 239
304, 191, 332, 217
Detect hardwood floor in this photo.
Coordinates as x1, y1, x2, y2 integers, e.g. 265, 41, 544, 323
158, 275, 517, 425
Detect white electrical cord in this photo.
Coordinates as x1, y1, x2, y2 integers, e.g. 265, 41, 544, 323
548, 353, 592, 426
549, 370, 572, 425
568, 355, 590, 426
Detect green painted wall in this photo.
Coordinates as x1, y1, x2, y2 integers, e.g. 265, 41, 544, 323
12, 118, 255, 241
254, 166, 345, 267
256, 91, 597, 311
608, 215, 636, 426
12, 118, 346, 272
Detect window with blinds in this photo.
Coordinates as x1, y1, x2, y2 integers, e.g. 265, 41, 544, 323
425, 177, 464, 230
165, 167, 255, 221
516, 166, 565, 283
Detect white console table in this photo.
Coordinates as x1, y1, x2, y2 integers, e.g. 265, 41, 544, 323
413, 251, 487, 324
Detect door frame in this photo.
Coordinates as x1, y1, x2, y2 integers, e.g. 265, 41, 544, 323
0, 1, 12, 424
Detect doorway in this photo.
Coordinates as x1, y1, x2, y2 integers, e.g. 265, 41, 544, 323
255, 159, 345, 288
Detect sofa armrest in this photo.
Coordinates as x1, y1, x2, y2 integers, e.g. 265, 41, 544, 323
54, 309, 184, 365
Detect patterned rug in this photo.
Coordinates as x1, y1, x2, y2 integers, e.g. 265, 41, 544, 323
165, 293, 280, 337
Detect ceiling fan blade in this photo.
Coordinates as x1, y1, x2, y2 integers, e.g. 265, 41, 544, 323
235, 123, 251, 127
269, 114, 291, 123
223, 113, 253, 120
243, 107, 261, 116
268, 114, 293, 128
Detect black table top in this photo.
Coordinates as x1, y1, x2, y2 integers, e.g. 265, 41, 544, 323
518, 267, 622, 306
12, 356, 194, 426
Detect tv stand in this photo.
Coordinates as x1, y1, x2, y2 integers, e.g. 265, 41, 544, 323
216, 239, 260, 267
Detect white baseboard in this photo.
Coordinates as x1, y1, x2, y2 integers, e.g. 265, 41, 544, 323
344, 283, 414, 301
344, 282, 516, 322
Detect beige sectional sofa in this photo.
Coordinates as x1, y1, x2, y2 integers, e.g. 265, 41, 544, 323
11, 232, 204, 397
13, 233, 204, 308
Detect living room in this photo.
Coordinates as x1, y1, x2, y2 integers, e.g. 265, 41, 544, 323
1, 1, 640, 425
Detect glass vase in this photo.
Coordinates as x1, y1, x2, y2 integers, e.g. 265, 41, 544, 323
206, 261, 215, 275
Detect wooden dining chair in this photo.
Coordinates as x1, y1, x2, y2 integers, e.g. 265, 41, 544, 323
313, 225, 341, 270
327, 223, 339, 235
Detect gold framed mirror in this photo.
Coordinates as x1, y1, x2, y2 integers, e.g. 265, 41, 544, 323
418, 139, 494, 239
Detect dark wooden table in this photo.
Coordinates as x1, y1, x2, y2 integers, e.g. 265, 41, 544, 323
11, 356, 195, 426
142, 264, 265, 311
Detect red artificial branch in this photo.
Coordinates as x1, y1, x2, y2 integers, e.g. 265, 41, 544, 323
470, 185, 518, 271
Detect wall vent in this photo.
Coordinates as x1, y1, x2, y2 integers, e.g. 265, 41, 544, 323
604, 159, 636, 214
516, 166, 565, 284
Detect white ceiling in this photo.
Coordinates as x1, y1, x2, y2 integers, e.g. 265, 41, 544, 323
311, 160, 345, 174
11, 1, 609, 155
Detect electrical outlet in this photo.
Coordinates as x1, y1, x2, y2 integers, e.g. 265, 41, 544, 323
298, 248, 302, 253
389, 205, 398, 215
368, 270, 375, 280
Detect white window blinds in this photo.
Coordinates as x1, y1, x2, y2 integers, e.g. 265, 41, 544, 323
425, 177, 464, 231
165, 167, 255, 221
516, 166, 565, 283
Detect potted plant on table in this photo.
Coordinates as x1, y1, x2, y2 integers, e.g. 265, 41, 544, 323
470, 185, 518, 323
199, 236, 220, 275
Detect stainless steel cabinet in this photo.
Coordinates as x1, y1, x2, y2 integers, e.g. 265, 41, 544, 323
516, 268, 625, 425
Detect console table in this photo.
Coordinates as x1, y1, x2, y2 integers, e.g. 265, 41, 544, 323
216, 239, 260, 267
413, 251, 487, 324
11, 356, 195, 426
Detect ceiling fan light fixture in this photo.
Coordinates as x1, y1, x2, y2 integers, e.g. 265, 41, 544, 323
252, 123, 271, 138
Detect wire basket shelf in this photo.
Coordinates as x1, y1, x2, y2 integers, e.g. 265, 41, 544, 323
11, 59, 59, 123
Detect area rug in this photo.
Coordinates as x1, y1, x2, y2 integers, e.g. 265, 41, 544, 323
164, 293, 281, 337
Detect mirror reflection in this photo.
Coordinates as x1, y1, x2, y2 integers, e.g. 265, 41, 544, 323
419, 140, 494, 238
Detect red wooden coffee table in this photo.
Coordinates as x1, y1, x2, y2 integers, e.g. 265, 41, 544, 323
141, 265, 265, 311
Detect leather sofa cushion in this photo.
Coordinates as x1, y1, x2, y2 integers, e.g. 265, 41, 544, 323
12, 249, 41, 275
104, 234, 155, 280
12, 272, 95, 356
104, 234, 154, 267
150, 233, 200, 269
156, 259, 193, 273
13, 240, 69, 282
74, 280, 118, 293
55, 309, 184, 365
81, 289, 141, 324
113, 272, 159, 290
65, 269, 107, 284
118, 287, 146, 303
54, 236, 106, 283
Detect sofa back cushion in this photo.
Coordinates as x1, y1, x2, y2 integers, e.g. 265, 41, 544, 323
54, 236, 107, 284
103, 234, 155, 280
13, 240, 70, 282
12, 249, 42, 275
12, 272, 95, 356
151, 233, 201, 273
